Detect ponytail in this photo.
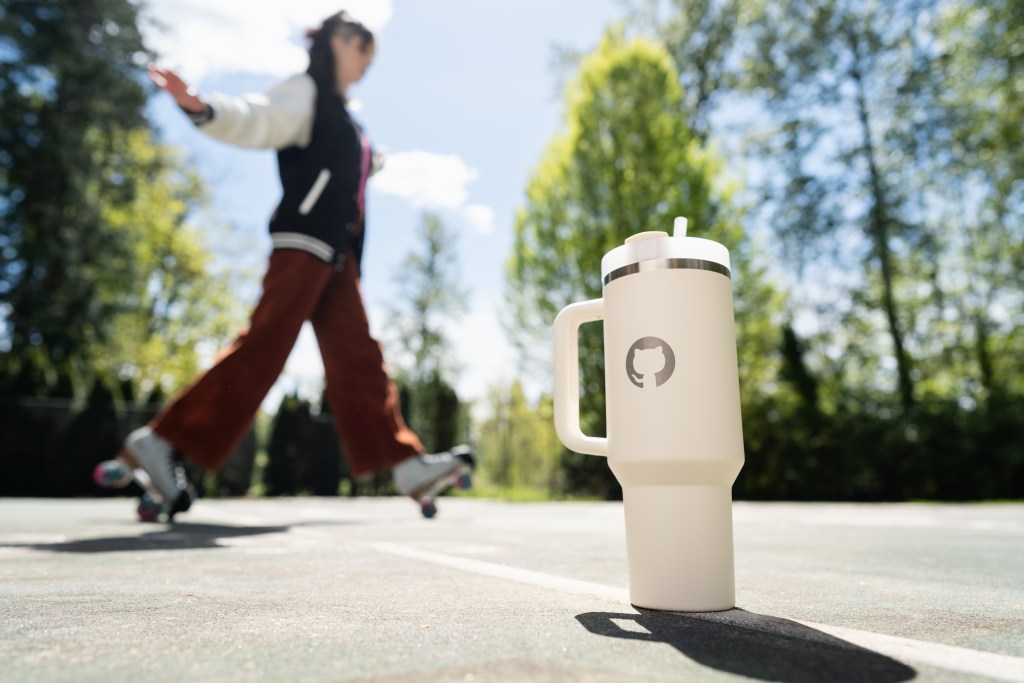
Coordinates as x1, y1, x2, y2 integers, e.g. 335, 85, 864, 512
306, 11, 375, 99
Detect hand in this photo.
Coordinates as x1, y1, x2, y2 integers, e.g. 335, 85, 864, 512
148, 63, 204, 114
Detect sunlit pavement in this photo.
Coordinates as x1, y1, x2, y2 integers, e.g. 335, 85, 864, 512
1, 497, 1022, 682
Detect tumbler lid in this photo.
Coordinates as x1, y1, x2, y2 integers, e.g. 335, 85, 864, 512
601, 217, 731, 286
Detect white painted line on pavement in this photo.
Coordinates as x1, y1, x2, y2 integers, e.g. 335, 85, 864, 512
192, 504, 1024, 682
782, 618, 1024, 683
366, 541, 630, 603
367, 541, 1024, 683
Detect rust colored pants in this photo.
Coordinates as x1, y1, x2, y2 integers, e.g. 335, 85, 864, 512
150, 249, 423, 476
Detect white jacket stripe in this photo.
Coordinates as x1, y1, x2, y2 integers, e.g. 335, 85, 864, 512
271, 233, 334, 262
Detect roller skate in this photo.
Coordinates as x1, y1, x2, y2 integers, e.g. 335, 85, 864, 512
393, 445, 475, 519
93, 427, 195, 523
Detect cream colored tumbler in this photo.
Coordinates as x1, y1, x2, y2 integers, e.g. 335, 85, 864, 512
553, 218, 744, 612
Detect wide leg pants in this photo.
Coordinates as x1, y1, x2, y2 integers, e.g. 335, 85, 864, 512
150, 249, 423, 476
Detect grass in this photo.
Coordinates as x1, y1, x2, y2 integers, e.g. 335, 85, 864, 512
451, 484, 601, 503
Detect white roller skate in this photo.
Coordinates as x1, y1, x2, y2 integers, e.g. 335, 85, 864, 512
93, 426, 195, 522
393, 445, 475, 519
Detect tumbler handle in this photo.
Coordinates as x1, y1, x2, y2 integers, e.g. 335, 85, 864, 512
553, 299, 609, 457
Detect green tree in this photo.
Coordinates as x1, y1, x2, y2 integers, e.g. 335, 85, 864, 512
92, 132, 243, 397
739, 0, 952, 411
0, 0, 242, 398
263, 393, 308, 496
734, 0, 1023, 498
638, 0, 1024, 499
475, 382, 564, 497
932, 0, 1024, 405
628, 0, 755, 144
0, 0, 151, 375
508, 29, 783, 498
926, 0, 1024, 495
384, 212, 468, 451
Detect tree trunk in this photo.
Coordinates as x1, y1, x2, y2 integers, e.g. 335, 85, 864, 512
849, 35, 916, 410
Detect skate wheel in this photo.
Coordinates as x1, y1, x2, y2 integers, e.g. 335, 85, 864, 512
420, 499, 437, 519
93, 460, 132, 488
168, 484, 196, 520
137, 493, 164, 523
455, 473, 473, 490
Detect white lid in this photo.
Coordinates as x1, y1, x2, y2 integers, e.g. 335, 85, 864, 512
600, 217, 731, 283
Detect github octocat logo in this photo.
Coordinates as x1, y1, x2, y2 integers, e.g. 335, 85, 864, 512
626, 337, 675, 389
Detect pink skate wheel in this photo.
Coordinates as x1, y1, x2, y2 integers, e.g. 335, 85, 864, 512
93, 460, 132, 488
137, 494, 163, 523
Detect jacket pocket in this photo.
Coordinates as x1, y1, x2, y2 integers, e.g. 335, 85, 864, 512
298, 168, 332, 215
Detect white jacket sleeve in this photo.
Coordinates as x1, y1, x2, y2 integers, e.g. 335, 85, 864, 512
196, 73, 316, 150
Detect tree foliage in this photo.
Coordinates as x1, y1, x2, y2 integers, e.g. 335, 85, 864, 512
1, 0, 151, 370
508, 30, 783, 498
384, 212, 468, 452
475, 381, 564, 497
627, 0, 1023, 499
92, 133, 242, 396
0, 0, 242, 398
931, 0, 1024, 403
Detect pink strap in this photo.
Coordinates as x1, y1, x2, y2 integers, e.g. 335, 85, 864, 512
357, 131, 371, 216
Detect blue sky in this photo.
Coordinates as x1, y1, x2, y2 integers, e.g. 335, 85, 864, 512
141, 0, 625, 411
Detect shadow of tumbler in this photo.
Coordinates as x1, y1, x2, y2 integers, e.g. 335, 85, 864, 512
576, 609, 916, 683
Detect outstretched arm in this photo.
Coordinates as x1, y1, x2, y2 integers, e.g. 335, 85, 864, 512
148, 63, 315, 150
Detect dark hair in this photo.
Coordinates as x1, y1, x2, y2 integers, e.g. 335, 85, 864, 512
306, 11, 375, 98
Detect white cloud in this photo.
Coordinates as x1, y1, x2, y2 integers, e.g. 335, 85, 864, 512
139, 0, 394, 83
371, 150, 478, 209
462, 204, 496, 235
371, 150, 496, 234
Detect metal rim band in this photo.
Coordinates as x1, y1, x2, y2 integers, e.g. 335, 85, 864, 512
603, 258, 731, 286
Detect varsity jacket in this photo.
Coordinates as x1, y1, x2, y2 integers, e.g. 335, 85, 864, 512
193, 73, 372, 271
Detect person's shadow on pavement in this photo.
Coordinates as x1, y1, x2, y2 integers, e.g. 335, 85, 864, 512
8, 523, 291, 553
576, 609, 916, 682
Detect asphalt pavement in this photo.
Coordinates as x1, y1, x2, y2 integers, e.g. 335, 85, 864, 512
1, 497, 1022, 682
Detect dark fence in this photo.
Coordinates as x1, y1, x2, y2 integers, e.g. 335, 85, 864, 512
0, 396, 255, 498
262, 395, 391, 498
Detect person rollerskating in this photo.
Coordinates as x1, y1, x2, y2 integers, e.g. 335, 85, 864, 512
99, 10, 473, 520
